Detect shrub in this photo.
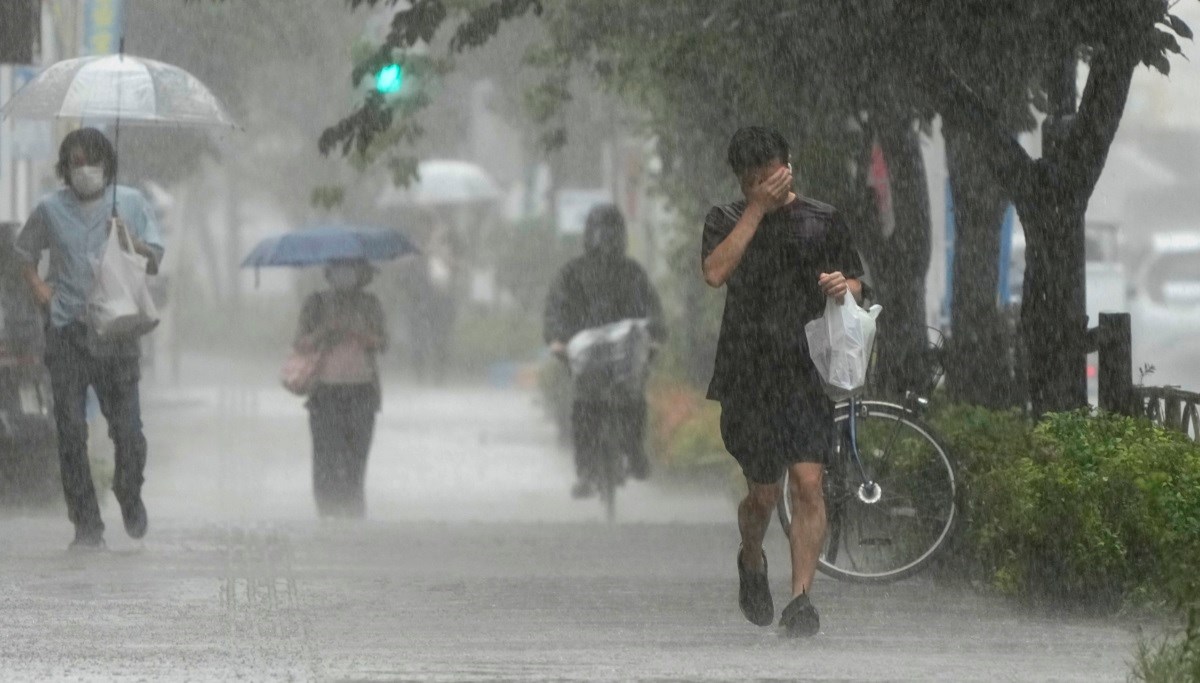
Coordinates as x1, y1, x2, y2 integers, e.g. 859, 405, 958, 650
931, 406, 1200, 612
1130, 627, 1200, 683
646, 382, 740, 490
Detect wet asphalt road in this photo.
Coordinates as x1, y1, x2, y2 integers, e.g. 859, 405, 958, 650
0, 357, 1152, 681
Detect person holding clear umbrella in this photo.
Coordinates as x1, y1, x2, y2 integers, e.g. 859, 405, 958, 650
15, 127, 163, 551
293, 259, 388, 518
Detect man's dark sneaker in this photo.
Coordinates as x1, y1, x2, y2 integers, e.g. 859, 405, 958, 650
737, 547, 773, 626
120, 496, 148, 539
68, 530, 106, 552
570, 480, 595, 499
779, 593, 820, 637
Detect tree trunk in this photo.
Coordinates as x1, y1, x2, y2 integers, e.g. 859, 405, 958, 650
864, 115, 932, 397
1019, 190, 1088, 414
1020, 47, 1090, 415
897, 33, 1138, 416
943, 123, 1013, 407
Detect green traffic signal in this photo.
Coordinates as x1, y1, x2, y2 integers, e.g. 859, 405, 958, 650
375, 63, 403, 94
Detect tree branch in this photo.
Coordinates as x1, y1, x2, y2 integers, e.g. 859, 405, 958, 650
1059, 45, 1139, 199
911, 53, 1036, 201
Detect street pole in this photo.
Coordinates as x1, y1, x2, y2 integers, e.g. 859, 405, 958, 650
0, 65, 13, 223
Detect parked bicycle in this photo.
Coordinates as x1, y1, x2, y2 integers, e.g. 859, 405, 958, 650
777, 391, 958, 583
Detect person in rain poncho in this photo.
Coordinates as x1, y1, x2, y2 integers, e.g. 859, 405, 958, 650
543, 204, 667, 499
701, 127, 866, 637
293, 259, 387, 518
16, 127, 164, 551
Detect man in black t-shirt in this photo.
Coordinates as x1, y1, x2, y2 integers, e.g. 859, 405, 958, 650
702, 127, 866, 637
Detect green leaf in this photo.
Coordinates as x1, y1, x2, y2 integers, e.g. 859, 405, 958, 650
1149, 53, 1172, 76
1169, 14, 1194, 41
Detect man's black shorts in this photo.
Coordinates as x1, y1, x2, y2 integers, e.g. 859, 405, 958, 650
719, 385, 833, 484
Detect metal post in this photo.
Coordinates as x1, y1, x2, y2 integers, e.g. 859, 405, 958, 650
1097, 312, 1134, 416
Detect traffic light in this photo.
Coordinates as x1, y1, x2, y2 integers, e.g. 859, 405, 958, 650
375, 63, 403, 95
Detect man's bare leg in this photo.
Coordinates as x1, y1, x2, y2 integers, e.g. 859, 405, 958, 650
738, 480, 780, 569
787, 462, 826, 597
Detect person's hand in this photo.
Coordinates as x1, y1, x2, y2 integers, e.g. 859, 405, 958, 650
819, 272, 849, 303
32, 281, 53, 308
746, 166, 793, 213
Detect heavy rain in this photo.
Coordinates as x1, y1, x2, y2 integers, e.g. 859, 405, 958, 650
1, 1, 1199, 681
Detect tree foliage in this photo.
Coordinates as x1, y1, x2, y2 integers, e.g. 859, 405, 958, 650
320, 0, 1195, 409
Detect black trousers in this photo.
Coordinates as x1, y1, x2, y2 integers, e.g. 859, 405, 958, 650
307, 383, 377, 518
44, 323, 147, 536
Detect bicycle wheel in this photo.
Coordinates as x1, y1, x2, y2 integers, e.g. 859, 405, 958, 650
777, 401, 957, 583
592, 419, 620, 523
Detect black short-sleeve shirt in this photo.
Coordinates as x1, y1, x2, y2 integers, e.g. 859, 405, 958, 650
701, 196, 865, 402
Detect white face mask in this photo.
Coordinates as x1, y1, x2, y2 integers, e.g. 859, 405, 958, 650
327, 266, 360, 291
70, 165, 107, 197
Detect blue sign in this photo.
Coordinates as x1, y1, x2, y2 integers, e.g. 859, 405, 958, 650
83, 0, 125, 55
941, 179, 1017, 327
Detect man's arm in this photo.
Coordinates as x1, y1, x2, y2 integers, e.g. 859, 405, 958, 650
701, 167, 792, 287
702, 203, 766, 288
118, 191, 165, 275
15, 207, 51, 308
113, 219, 162, 276
20, 264, 52, 309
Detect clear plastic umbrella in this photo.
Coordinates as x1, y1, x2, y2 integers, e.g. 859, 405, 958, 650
1, 49, 238, 219
376, 159, 501, 207
0, 52, 237, 129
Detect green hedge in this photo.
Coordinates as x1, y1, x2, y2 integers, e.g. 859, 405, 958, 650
644, 393, 1200, 614
929, 405, 1200, 613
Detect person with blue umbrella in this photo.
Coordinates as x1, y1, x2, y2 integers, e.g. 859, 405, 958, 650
245, 224, 415, 519
293, 259, 387, 518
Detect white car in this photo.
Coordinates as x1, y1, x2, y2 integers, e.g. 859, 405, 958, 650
1129, 232, 1200, 391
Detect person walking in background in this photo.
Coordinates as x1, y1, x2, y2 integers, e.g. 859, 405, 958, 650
294, 259, 387, 518
16, 127, 164, 551
701, 126, 866, 636
543, 204, 667, 498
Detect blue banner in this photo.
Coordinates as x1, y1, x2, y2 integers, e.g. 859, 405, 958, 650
83, 0, 125, 55
942, 179, 1018, 327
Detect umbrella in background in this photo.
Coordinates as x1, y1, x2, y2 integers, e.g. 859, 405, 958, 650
241, 224, 419, 273
376, 159, 501, 208
0, 52, 238, 129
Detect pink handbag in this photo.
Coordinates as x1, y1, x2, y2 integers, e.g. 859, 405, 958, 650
280, 348, 322, 396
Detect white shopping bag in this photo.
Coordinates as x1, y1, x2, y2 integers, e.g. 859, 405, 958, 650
804, 294, 882, 400
89, 218, 159, 340
566, 318, 652, 402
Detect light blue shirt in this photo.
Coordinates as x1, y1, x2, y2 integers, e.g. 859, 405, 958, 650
16, 184, 165, 329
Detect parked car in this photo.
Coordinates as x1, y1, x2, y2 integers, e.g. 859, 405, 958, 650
1129, 231, 1200, 391
0, 222, 59, 506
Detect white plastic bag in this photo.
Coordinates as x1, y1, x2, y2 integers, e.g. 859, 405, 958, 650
804, 294, 882, 400
566, 318, 652, 401
89, 218, 159, 340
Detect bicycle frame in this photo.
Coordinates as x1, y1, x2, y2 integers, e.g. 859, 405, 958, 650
843, 396, 881, 504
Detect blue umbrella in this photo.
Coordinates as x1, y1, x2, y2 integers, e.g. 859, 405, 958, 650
241, 224, 419, 269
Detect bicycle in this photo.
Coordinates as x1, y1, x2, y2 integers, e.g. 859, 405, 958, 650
564, 318, 653, 522
776, 392, 957, 583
